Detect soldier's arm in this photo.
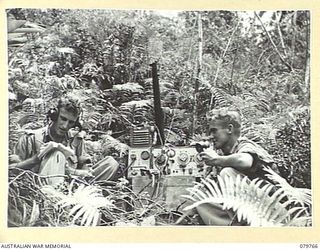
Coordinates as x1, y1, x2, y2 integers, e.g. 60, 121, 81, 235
9, 133, 41, 170
201, 149, 254, 171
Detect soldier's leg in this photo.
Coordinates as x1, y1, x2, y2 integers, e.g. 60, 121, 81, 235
196, 203, 233, 226
91, 156, 119, 182
196, 167, 246, 226
220, 167, 244, 179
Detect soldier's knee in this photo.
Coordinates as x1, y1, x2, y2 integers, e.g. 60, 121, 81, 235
45, 150, 66, 164
107, 156, 119, 170
220, 167, 240, 179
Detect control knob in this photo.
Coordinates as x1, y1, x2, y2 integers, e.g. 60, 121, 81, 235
156, 154, 167, 165
141, 150, 150, 160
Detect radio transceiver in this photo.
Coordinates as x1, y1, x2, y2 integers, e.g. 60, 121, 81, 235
127, 127, 216, 210
127, 62, 216, 211
128, 127, 212, 178
128, 144, 210, 178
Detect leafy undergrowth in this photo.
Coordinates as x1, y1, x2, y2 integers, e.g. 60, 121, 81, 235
267, 108, 311, 188
8, 168, 199, 227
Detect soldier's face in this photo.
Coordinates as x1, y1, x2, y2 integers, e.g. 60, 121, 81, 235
208, 119, 230, 150
52, 108, 78, 136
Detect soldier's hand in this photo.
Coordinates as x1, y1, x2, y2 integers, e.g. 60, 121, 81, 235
80, 169, 94, 178
78, 155, 92, 165
9, 154, 21, 164
200, 148, 220, 166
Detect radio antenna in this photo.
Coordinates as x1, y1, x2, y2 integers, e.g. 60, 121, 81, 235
150, 61, 165, 145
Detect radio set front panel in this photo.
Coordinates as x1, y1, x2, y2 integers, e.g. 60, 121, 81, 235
128, 146, 210, 178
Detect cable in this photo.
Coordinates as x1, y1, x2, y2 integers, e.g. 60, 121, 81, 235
120, 158, 136, 176
154, 124, 164, 145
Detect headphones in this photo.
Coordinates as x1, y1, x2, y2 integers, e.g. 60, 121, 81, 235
46, 97, 83, 130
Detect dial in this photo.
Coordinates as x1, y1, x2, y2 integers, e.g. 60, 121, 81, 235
141, 150, 150, 160
195, 153, 203, 163
178, 152, 189, 163
156, 154, 167, 165
167, 149, 176, 158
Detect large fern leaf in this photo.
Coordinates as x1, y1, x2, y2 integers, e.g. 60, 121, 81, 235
263, 166, 312, 206
41, 181, 115, 226
183, 174, 310, 227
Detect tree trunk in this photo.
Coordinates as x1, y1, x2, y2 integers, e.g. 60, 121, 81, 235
209, 21, 240, 108
304, 11, 310, 94
254, 11, 292, 71
191, 12, 202, 137
229, 43, 238, 95
291, 11, 297, 68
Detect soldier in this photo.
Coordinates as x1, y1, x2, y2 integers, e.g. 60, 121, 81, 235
9, 95, 119, 186
198, 108, 276, 225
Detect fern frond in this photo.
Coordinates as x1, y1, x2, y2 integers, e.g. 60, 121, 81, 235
69, 204, 84, 219
183, 174, 310, 227
264, 166, 312, 206
40, 185, 67, 201
210, 87, 229, 108
43, 182, 114, 226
